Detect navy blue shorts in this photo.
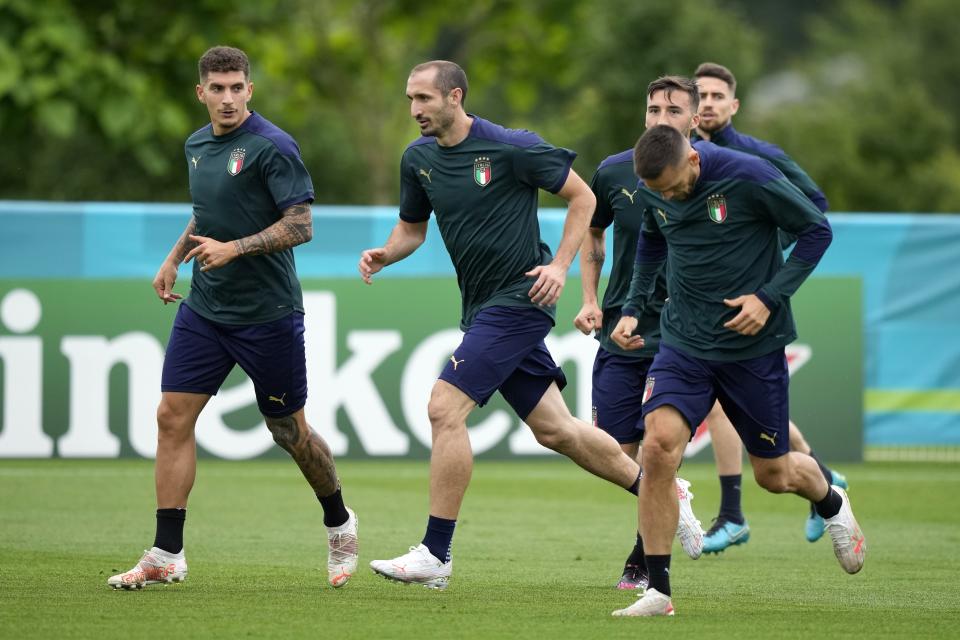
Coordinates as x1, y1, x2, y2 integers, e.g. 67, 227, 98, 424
439, 306, 567, 420
641, 343, 790, 458
161, 302, 307, 418
592, 348, 652, 444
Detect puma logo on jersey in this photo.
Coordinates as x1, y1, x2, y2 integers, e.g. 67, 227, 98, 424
449, 355, 465, 370
191, 156, 200, 169
759, 431, 778, 447
268, 393, 287, 406
620, 187, 638, 204
419, 168, 433, 183
657, 208, 667, 224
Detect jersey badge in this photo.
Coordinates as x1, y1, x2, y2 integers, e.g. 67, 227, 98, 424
419, 167, 433, 183
619, 187, 638, 204
707, 194, 727, 223
474, 156, 492, 187
191, 156, 201, 169
227, 148, 246, 176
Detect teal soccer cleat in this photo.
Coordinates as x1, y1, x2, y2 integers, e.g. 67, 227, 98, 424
703, 518, 750, 554
805, 470, 849, 542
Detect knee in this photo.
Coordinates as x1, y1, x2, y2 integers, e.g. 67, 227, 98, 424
531, 421, 572, 451
427, 392, 461, 433
264, 415, 300, 449
156, 402, 193, 441
641, 411, 686, 468
754, 464, 790, 493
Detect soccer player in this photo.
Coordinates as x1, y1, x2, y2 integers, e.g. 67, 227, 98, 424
610, 125, 866, 617
575, 76, 706, 591
360, 60, 643, 590
692, 61, 848, 552
107, 46, 358, 590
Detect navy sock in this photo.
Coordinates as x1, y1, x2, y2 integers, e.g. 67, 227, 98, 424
645, 554, 672, 596
627, 470, 642, 496
625, 532, 646, 568
317, 487, 349, 527
422, 515, 456, 563
154, 508, 185, 554
814, 487, 843, 519
718, 474, 744, 524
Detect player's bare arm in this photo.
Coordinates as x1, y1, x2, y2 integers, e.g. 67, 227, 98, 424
527, 169, 596, 306
152, 215, 199, 304
358, 219, 428, 285
574, 227, 605, 335
183, 201, 314, 272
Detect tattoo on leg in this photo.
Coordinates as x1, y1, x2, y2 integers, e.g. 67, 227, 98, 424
266, 416, 338, 495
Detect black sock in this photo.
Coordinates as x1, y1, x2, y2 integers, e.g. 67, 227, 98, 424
627, 469, 642, 496
154, 508, 186, 554
625, 532, 646, 568
814, 487, 843, 519
317, 487, 350, 527
422, 515, 456, 563
808, 449, 834, 485
718, 474, 744, 524
645, 554, 671, 596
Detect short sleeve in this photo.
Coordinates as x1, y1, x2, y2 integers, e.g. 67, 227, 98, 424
513, 142, 577, 194
399, 149, 433, 222
589, 168, 615, 229
261, 144, 315, 210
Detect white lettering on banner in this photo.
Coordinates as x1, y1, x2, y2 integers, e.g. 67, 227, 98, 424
196, 380, 274, 460
303, 292, 409, 456
59, 333, 163, 457
0, 289, 50, 456
401, 328, 513, 454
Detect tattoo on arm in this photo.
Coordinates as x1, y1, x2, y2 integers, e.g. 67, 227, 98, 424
265, 415, 339, 496
234, 202, 313, 257
587, 250, 606, 264
171, 217, 198, 262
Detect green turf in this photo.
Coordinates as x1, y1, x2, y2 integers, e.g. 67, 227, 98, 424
1, 459, 958, 639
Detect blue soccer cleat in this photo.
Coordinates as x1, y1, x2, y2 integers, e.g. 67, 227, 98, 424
805, 470, 849, 542
702, 518, 750, 554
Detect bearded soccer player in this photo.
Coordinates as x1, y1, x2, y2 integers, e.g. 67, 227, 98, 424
359, 60, 643, 589
692, 61, 848, 553
575, 76, 706, 592
108, 46, 358, 590
610, 125, 865, 617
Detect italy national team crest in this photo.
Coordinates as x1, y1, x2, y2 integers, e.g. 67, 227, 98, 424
227, 148, 246, 176
642, 377, 655, 404
474, 156, 492, 187
707, 194, 727, 223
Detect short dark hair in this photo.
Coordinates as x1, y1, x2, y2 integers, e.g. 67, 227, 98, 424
694, 62, 737, 94
410, 60, 469, 105
646, 75, 700, 113
199, 46, 250, 82
634, 125, 688, 181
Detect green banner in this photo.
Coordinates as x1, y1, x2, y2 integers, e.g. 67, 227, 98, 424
0, 277, 861, 460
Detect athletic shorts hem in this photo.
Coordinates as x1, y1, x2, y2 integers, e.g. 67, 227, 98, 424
259, 402, 306, 419
161, 385, 219, 396
742, 447, 788, 459
437, 372, 488, 408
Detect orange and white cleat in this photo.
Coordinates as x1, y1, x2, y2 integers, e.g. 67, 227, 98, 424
824, 486, 866, 574
612, 587, 675, 617
107, 547, 187, 590
327, 507, 359, 588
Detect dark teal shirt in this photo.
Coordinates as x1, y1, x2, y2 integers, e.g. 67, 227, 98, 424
589, 150, 664, 359
399, 116, 575, 330
184, 112, 314, 325
624, 141, 832, 361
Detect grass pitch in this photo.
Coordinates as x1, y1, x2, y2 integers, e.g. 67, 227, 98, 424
1, 459, 958, 639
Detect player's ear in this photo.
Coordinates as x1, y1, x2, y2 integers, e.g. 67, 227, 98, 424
247, 81, 254, 100
730, 97, 740, 116
196, 84, 204, 103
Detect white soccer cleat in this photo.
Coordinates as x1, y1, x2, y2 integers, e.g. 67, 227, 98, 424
107, 547, 187, 590
824, 486, 866, 574
370, 543, 452, 590
612, 587, 675, 617
327, 507, 359, 588
675, 477, 704, 560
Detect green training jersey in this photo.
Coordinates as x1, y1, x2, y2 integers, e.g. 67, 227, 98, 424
588, 149, 664, 359
399, 116, 576, 330
184, 112, 314, 325
623, 141, 832, 361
